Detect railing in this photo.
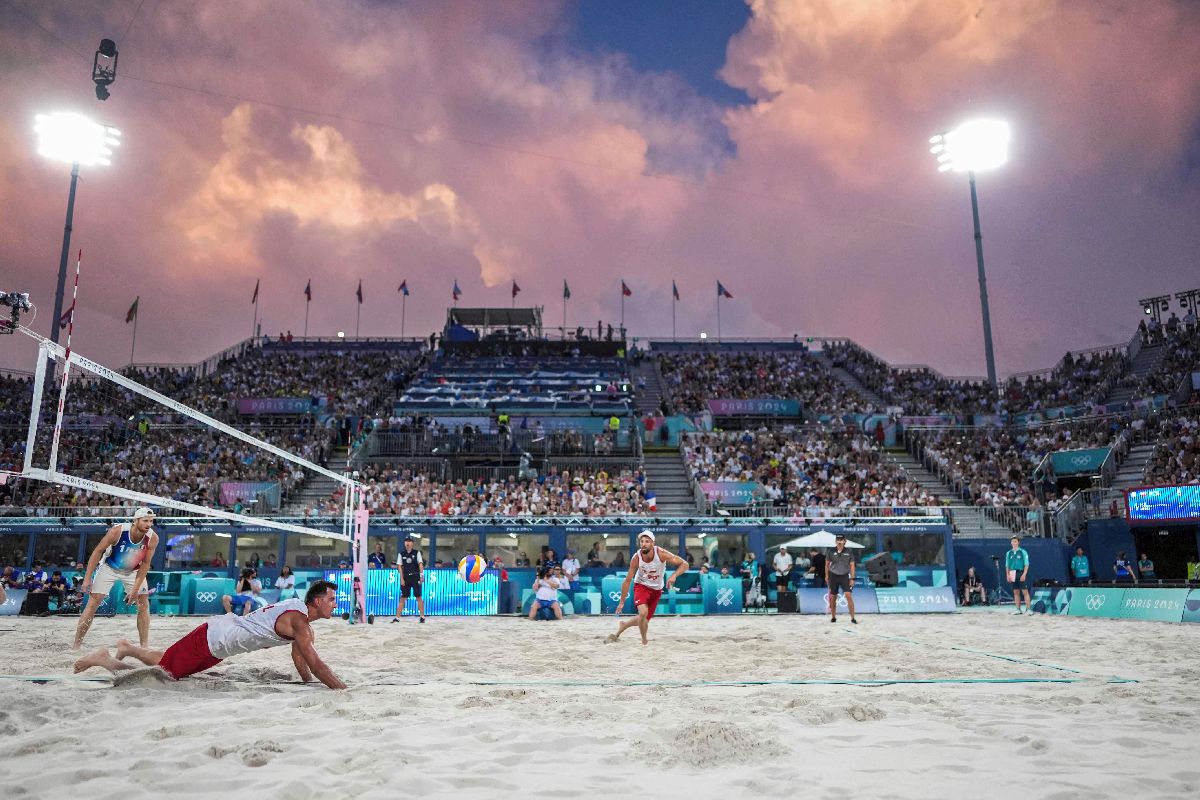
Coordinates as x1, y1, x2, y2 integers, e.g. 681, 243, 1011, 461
362, 429, 639, 459
1049, 487, 1126, 542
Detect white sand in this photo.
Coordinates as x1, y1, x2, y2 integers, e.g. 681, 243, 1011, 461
2, 610, 1198, 799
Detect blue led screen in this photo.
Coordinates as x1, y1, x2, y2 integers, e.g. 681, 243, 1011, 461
326, 568, 499, 617
1126, 485, 1200, 523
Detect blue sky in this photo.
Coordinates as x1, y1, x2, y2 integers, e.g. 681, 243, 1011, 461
567, 0, 752, 107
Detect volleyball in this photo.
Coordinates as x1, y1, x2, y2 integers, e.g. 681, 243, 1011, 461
458, 555, 485, 583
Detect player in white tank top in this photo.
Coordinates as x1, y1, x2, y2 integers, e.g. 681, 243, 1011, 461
607, 531, 689, 646
206, 597, 308, 658
73, 581, 347, 689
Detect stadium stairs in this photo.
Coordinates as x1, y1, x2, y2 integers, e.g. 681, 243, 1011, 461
642, 451, 701, 515
283, 445, 349, 514
1110, 441, 1156, 490
883, 451, 1017, 538
632, 360, 667, 416
815, 351, 887, 412
1103, 342, 1165, 406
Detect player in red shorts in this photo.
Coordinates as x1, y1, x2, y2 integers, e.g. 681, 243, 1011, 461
73, 581, 346, 689
606, 530, 688, 645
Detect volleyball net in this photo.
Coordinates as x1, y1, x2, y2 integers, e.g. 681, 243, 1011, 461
7, 325, 363, 545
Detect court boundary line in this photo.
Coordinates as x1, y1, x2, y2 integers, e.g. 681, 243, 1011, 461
0, 674, 1139, 687
840, 628, 1139, 683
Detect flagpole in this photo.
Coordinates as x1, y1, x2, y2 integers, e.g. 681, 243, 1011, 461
717, 293, 721, 342
303, 301, 309, 338
562, 294, 567, 339
672, 295, 676, 340
130, 300, 139, 366
251, 283, 259, 342
355, 302, 361, 338
620, 280, 625, 331
401, 294, 406, 337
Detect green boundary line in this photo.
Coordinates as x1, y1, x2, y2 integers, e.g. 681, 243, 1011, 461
0, 674, 1138, 687
840, 629, 1139, 683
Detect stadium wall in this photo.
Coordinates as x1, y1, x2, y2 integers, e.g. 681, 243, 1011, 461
952, 538, 1069, 595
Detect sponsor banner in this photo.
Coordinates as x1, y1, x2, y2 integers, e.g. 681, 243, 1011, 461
1050, 447, 1111, 476
972, 414, 1007, 427
1183, 589, 1200, 624
218, 481, 281, 509
796, 587, 880, 615
1117, 588, 1190, 622
1066, 587, 1126, 618
326, 568, 498, 617
0, 588, 26, 616
1126, 485, 1200, 523
237, 396, 323, 415
706, 398, 801, 417
1030, 587, 1071, 616
698, 481, 761, 504
875, 586, 957, 613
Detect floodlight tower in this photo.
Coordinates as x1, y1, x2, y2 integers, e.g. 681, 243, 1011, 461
34, 112, 121, 347
929, 119, 1011, 389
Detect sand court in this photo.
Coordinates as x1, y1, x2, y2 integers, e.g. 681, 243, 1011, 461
2, 611, 1198, 798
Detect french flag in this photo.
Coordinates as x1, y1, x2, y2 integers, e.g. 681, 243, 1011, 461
717, 281, 733, 299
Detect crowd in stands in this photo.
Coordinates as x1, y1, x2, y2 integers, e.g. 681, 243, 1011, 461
824, 342, 1127, 416
657, 352, 869, 416
911, 415, 1131, 508
310, 464, 650, 518
4, 424, 332, 516
1142, 410, 1200, 486
1127, 321, 1199, 401
682, 428, 937, 511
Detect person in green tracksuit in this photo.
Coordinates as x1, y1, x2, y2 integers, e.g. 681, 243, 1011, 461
1070, 547, 1091, 586
1006, 537, 1031, 614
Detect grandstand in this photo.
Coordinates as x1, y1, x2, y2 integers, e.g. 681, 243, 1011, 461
2, 299, 1198, 598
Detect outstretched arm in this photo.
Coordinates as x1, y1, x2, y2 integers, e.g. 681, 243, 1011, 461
291, 642, 313, 682
659, 548, 689, 590
82, 526, 119, 592
289, 620, 345, 689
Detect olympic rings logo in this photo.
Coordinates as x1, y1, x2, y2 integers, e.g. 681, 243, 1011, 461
195, 592, 218, 602
1084, 594, 1106, 610
607, 591, 621, 601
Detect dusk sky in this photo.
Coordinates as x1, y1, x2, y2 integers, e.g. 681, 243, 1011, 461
2, 0, 1198, 378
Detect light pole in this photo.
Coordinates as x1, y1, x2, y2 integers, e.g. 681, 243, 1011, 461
929, 119, 1010, 388
34, 112, 121, 349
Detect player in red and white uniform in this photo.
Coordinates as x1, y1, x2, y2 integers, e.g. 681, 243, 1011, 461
606, 530, 688, 645
73, 581, 346, 689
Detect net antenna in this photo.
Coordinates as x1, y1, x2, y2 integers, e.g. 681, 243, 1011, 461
13, 324, 363, 542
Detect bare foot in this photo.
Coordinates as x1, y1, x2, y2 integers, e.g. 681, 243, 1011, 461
74, 647, 110, 673
641, 638, 649, 645
604, 633, 619, 644
115, 639, 133, 659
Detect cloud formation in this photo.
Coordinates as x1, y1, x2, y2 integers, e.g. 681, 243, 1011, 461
0, 0, 1197, 378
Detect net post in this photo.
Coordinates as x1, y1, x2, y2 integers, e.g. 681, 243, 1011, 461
23, 343, 50, 473
352, 493, 369, 623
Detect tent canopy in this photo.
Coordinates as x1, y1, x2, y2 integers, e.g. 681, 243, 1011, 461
777, 530, 866, 550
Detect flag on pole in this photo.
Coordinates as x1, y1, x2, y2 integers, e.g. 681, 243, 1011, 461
125, 297, 139, 323
672, 280, 680, 301
453, 281, 462, 301
304, 280, 312, 302
58, 302, 75, 330
621, 280, 632, 297
512, 280, 521, 299
717, 281, 733, 299
399, 280, 409, 296
356, 280, 363, 304
251, 279, 259, 304
563, 280, 571, 300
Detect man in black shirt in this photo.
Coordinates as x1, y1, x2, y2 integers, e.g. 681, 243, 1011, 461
809, 550, 826, 588
825, 535, 857, 624
368, 543, 388, 569
391, 537, 426, 624
961, 566, 985, 606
